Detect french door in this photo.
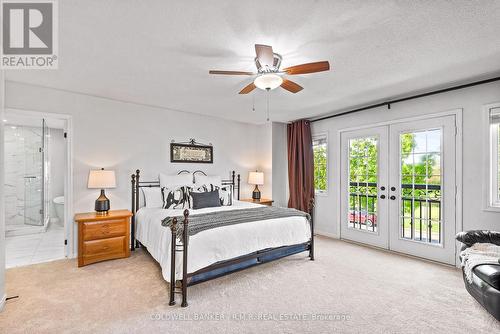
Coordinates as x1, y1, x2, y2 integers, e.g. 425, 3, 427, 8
340, 115, 457, 264
340, 126, 389, 249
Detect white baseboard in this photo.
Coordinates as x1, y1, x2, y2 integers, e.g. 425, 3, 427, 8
0, 294, 6, 312
315, 230, 339, 239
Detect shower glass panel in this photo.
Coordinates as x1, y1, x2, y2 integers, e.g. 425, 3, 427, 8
43, 119, 50, 225
23, 122, 44, 226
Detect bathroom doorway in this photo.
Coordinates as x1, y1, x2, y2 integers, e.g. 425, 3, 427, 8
3, 110, 71, 268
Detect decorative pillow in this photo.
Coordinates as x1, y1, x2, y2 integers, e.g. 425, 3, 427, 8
141, 187, 163, 208
194, 175, 222, 189
195, 183, 219, 192
162, 186, 192, 209
159, 173, 193, 190
219, 185, 232, 206
191, 190, 221, 210
194, 183, 232, 206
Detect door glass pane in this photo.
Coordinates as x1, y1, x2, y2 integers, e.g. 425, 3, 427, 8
348, 137, 378, 232
400, 129, 442, 244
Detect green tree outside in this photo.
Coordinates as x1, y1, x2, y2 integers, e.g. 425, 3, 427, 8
313, 143, 327, 191
313, 132, 441, 201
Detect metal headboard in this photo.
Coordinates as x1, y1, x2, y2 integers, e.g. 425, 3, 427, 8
130, 169, 241, 250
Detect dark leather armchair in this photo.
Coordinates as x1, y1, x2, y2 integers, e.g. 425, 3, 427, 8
456, 230, 500, 321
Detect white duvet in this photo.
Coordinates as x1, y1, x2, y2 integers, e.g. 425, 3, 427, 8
135, 200, 311, 282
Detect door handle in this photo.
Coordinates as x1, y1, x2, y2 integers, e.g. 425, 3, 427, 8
380, 186, 386, 191
390, 195, 396, 200
380, 195, 386, 199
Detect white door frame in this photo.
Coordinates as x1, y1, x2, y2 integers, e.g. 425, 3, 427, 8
336, 108, 463, 266
3, 108, 74, 259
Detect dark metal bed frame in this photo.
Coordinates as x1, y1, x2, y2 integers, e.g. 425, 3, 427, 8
130, 169, 314, 307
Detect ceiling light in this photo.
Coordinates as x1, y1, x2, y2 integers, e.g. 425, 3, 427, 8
254, 73, 283, 91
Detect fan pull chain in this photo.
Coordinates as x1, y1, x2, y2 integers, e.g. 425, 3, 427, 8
252, 93, 255, 112
266, 88, 270, 122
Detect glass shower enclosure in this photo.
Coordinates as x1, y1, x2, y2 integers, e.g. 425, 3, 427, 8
5, 118, 50, 235
24, 119, 49, 226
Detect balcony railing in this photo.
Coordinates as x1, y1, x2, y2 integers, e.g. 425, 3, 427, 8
349, 182, 442, 244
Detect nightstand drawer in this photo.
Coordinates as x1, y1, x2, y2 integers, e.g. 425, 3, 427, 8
75, 210, 132, 267
83, 236, 127, 257
83, 219, 126, 241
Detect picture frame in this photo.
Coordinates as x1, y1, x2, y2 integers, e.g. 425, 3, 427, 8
170, 141, 213, 163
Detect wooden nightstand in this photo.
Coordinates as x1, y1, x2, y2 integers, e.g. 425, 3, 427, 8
75, 209, 132, 267
240, 198, 274, 206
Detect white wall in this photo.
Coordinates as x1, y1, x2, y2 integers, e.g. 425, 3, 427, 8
49, 128, 66, 220
4, 81, 271, 255
0, 72, 5, 310
255, 123, 272, 199
308, 81, 500, 237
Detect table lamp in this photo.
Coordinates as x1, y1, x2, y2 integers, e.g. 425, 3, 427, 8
88, 168, 116, 215
248, 171, 264, 200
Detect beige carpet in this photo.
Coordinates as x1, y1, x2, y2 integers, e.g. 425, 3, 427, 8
0, 236, 498, 334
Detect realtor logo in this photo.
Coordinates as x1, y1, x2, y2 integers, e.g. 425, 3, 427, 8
1, 0, 58, 69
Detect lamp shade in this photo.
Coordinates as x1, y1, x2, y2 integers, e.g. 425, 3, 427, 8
248, 171, 264, 185
88, 169, 116, 189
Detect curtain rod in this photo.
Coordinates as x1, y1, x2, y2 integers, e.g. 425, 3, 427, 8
311, 76, 500, 123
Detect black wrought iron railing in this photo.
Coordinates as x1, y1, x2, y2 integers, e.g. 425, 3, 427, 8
349, 182, 442, 243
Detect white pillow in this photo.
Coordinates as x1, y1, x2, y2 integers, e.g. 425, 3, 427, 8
194, 175, 221, 189
141, 187, 163, 208
159, 173, 193, 190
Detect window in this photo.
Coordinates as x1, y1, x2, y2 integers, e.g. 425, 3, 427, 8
313, 134, 328, 194
489, 107, 500, 208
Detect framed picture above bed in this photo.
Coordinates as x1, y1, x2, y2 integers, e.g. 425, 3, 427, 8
170, 139, 213, 163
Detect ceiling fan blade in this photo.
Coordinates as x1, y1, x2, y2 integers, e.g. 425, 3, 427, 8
281, 79, 303, 93
255, 44, 274, 68
239, 82, 256, 94
283, 61, 330, 75
209, 70, 254, 75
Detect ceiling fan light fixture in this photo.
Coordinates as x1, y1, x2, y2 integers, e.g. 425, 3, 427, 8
254, 73, 283, 91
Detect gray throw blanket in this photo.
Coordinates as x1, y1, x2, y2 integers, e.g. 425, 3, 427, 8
460, 243, 500, 283
162, 206, 311, 238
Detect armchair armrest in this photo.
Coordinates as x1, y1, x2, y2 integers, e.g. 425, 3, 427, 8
456, 230, 500, 248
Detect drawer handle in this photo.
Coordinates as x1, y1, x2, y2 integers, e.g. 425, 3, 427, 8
102, 246, 109, 250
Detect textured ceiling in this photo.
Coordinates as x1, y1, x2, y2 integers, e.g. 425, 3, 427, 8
6, 0, 500, 124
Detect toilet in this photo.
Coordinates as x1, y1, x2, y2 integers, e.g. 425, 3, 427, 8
53, 196, 65, 227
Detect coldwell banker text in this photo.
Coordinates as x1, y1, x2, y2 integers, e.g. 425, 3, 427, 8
1, 0, 58, 69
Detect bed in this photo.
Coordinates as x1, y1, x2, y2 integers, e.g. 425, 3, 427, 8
131, 170, 314, 307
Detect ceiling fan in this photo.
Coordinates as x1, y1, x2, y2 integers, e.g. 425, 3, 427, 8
209, 44, 330, 94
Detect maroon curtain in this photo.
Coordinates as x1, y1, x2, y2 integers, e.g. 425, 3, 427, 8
287, 119, 314, 212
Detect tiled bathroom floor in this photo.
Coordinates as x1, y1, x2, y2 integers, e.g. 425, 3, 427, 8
6, 224, 66, 268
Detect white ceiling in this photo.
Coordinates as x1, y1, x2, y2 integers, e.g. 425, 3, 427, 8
6, 0, 500, 124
